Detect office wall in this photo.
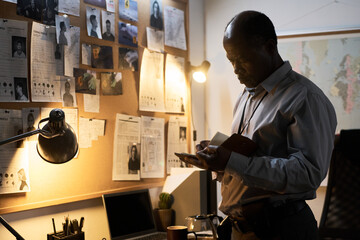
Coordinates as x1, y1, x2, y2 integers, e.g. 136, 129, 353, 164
202, 0, 360, 222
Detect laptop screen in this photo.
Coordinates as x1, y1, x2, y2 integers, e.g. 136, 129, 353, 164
102, 189, 157, 240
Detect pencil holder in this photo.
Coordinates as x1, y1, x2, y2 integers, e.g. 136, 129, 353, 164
47, 231, 84, 240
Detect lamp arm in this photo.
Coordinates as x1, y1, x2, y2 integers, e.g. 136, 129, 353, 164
0, 129, 41, 146
0, 216, 24, 240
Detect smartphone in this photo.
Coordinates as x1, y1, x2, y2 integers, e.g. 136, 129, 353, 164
174, 152, 198, 160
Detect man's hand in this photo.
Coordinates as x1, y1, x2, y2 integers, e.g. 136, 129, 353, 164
179, 145, 231, 171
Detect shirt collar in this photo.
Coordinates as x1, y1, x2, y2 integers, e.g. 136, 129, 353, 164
260, 61, 292, 94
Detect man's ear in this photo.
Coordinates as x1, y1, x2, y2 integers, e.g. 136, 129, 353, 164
264, 39, 277, 55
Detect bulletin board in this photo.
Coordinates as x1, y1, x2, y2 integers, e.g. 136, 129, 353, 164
0, 0, 190, 214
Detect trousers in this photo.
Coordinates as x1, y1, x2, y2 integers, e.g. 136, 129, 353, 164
230, 200, 319, 240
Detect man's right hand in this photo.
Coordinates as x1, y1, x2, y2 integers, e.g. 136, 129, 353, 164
196, 140, 210, 151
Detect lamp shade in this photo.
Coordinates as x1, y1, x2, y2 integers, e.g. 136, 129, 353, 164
37, 109, 78, 164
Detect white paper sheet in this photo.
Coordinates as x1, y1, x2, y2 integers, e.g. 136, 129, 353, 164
81, 43, 91, 65
0, 109, 23, 150
79, 117, 106, 148
113, 114, 141, 181
165, 54, 187, 113
0, 19, 29, 102
58, 0, 80, 17
64, 26, 80, 76
164, 6, 187, 50
166, 116, 188, 173
139, 48, 165, 112
0, 146, 30, 194
84, 77, 100, 113
140, 116, 165, 178
31, 22, 62, 102
146, 27, 164, 53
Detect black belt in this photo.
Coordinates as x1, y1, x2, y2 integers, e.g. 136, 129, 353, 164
230, 199, 307, 234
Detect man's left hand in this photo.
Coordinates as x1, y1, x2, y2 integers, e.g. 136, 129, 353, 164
180, 145, 231, 171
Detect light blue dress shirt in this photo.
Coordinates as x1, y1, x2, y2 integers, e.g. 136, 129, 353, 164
219, 61, 337, 217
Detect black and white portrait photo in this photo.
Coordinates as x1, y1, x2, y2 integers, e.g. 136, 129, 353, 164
12, 36, 26, 58
101, 10, 115, 41
86, 6, 102, 39
150, 0, 163, 30
60, 77, 77, 107
128, 143, 140, 174
55, 15, 70, 45
14, 77, 29, 102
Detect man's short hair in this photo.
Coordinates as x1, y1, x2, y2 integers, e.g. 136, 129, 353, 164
90, 15, 96, 24
228, 11, 278, 46
106, 19, 110, 24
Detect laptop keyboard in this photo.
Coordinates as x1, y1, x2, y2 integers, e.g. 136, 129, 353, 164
135, 232, 167, 240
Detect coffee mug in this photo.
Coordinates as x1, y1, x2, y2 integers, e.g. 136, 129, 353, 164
167, 226, 197, 240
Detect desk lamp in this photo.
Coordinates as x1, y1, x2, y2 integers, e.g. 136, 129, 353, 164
0, 108, 78, 239
0, 108, 78, 163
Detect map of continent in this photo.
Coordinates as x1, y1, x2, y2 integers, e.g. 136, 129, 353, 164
278, 35, 360, 131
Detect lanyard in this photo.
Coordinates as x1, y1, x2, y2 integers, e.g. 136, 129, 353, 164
238, 91, 268, 134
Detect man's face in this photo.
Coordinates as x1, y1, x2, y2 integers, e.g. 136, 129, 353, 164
106, 22, 111, 32
16, 85, 22, 95
27, 114, 34, 127
91, 19, 98, 29
16, 42, 22, 52
223, 25, 273, 88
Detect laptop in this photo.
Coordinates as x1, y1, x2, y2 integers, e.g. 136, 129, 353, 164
102, 189, 167, 240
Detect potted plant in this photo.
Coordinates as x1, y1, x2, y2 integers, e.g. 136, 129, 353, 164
153, 192, 175, 231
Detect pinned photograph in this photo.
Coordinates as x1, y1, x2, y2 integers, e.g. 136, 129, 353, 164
74, 68, 96, 95
119, 0, 138, 22
22, 108, 40, 141
101, 72, 123, 95
91, 45, 113, 69
14, 77, 29, 102
17, 0, 43, 21
42, 0, 58, 26
60, 76, 77, 107
150, 0, 163, 30
128, 143, 141, 174
86, 6, 102, 39
118, 47, 138, 71
84, 0, 106, 9
101, 10, 115, 41
12, 36, 26, 58
118, 21, 138, 47
55, 15, 70, 45
82, 43, 92, 65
